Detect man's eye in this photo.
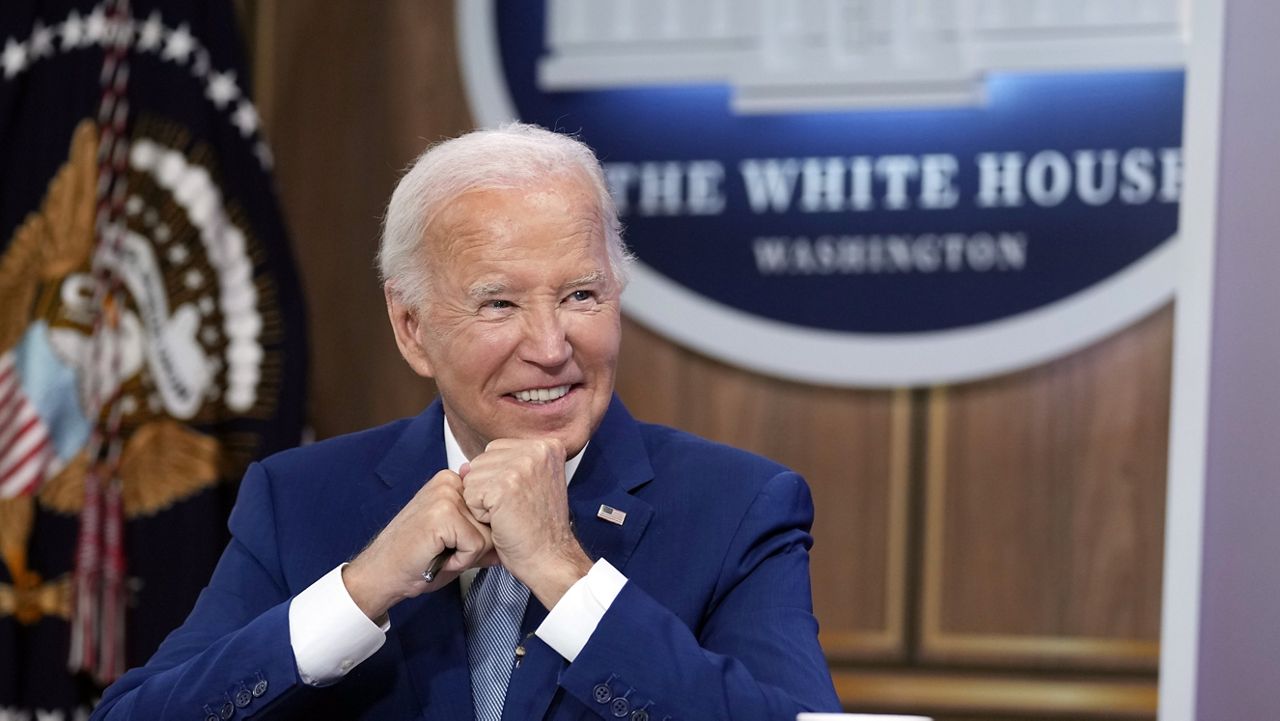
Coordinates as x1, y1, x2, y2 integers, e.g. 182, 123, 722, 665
568, 290, 593, 302
484, 299, 513, 310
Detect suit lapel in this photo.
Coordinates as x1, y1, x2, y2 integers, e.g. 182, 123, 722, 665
360, 401, 475, 721
503, 397, 655, 721
360, 400, 448, 545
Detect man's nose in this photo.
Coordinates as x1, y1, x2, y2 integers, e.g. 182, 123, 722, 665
519, 307, 572, 367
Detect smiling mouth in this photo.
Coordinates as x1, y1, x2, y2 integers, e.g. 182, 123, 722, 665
511, 384, 572, 404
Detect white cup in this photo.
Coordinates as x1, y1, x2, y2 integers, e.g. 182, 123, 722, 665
797, 715, 932, 721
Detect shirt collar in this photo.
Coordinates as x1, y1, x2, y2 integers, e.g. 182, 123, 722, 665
443, 416, 586, 485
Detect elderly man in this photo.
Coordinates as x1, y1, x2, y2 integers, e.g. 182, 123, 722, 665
93, 124, 840, 720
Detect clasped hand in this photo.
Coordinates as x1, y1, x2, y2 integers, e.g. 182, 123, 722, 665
343, 438, 593, 621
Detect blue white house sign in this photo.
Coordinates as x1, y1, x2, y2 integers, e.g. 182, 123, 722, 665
457, 0, 1185, 387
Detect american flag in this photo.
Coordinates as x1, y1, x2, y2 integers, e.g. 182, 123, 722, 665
596, 503, 628, 526
0, 351, 57, 499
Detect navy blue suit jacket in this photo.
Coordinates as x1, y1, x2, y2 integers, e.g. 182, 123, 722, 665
93, 397, 840, 719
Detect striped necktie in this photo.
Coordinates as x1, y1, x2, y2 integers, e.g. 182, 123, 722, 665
464, 566, 530, 721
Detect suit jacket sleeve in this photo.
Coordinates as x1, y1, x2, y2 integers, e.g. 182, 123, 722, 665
559, 470, 841, 720
91, 462, 314, 720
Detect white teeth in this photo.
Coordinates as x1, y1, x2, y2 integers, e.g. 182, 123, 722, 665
513, 385, 570, 403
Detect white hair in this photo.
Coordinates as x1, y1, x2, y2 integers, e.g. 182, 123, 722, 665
378, 122, 632, 309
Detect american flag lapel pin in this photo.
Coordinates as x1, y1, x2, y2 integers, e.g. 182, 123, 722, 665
596, 504, 627, 526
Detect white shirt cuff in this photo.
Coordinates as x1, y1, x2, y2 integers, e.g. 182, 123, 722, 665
535, 559, 627, 662
288, 563, 389, 686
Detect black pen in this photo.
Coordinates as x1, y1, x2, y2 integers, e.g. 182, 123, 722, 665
421, 548, 454, 583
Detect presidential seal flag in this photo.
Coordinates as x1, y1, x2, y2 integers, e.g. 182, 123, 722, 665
0, 1, 306, 715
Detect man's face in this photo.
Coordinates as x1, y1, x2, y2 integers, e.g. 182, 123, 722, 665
387, 176, 622, 460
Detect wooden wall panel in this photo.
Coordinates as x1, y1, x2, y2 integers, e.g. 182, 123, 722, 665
255, 1, 466, 438
921, 305, 1172, 670
833, 670, 1158, 719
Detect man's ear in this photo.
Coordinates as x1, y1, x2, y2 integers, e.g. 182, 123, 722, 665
384, 286, 436, 379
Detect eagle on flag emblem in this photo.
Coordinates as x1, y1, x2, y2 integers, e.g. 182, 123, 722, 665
1, 1, 306, 714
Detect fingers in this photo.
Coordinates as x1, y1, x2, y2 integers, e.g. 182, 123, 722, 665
460, 439, 576, 576
442, 495, 494, 570
484, 436, 565, 459
346, 468, 493, 617
351, 435, 572, 620
462, 483, 491, 525
465, 439, 565, 505
414, 471, 494, 577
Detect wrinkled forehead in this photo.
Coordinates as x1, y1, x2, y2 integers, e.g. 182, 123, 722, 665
424, 173, 606, 259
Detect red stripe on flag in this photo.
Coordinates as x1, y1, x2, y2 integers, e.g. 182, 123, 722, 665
0, 410, 41, 459
0, 380, 22, 425
0, 412, 42, 462
0, 435, 51, 490
0, 445, 49, 497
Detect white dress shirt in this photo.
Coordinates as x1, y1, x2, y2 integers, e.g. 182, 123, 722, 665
288, 418, 627, 686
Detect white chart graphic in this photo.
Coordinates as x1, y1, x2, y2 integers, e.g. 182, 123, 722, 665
540, 0, 1185, 112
